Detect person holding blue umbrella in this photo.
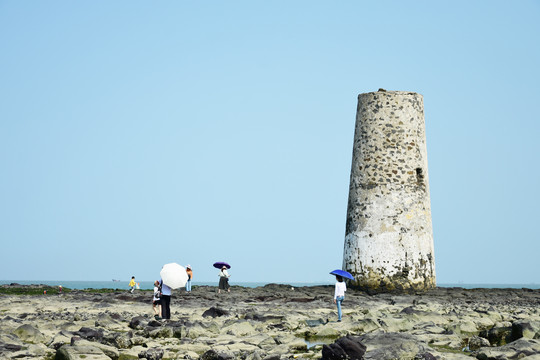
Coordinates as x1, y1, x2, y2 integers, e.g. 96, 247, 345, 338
330, 269, 353, 322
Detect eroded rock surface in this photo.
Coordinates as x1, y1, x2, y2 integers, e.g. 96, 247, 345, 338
0, 285, 539, 359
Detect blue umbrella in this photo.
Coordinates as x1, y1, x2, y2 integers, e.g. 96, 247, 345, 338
213, 261, 231, 269
330, 269, 354, 280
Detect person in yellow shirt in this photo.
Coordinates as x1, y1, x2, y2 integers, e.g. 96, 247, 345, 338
129, 276, 136, 293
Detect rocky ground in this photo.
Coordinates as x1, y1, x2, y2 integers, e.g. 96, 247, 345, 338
0, 284, 539, 359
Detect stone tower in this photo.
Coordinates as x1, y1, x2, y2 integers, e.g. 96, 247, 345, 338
343, 90, 435, 292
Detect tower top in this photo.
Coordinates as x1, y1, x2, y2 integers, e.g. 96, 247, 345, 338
359, 89, 421, 97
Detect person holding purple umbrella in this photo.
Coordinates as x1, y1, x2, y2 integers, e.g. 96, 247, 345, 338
333, 275, 347, 322
218, 266, 231, 293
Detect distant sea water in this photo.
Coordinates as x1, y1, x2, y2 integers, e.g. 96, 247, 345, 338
1, 280, 539, 290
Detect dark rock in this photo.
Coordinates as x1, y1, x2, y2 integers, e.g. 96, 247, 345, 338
110, 313, 123, 321
75, 327, 104, 341
287, 297, 315, 303
511, 321, 540, 341
202, 307, 229, 318
400, 306, 417, 314
147, 320, 162, 327
138, 347, 164, 360
480, 326, 512, 346
0, 342, 23, 352
322, 335, 367, 360
130, 316, 147, 330
200, 349, 234, 360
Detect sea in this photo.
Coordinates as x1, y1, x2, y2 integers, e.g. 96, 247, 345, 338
1, 280, 539, 291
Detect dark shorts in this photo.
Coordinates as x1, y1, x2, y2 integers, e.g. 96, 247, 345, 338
153, 300, 161, 306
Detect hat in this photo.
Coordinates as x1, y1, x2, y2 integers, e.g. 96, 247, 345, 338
186, 265, 192, 269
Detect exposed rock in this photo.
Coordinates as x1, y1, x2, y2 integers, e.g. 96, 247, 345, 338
55, 344, 110, 360
75, 327, 104, 341
1, 284, 540, 360
203, 307, 229, 318
0, 341, 23, 355
130, 316, 147, 330
12, 324, 46, 344
480, 326, 513, 346
358, 332, 429, 360
476, 338, 540, 360
221, 321, 257, 336
138, 347, 164, 360
512, 321, 540, 340
322, 335, 367, 360
468, 335, 490, 350
314, 326, 341, 338
71, 337, 119, 359
200, 349, 234, 360
48, 331, 72, 350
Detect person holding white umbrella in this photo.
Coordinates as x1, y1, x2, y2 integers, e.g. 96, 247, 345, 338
159, 263, 189, 320
160, 279, 172, 319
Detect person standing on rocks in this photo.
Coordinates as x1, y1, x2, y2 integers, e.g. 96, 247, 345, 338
333, 275, 346, 322
186, 265, 193, 293
152, 280, 162, 320
160, 279, 172, 319
129, 276, 136, 293
218, 266, 230, 294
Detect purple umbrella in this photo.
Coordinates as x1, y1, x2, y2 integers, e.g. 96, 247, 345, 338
213, 262, 231, 269
330, 269, 354, 280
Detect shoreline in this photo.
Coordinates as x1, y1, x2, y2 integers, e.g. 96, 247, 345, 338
2, 280, 540, 291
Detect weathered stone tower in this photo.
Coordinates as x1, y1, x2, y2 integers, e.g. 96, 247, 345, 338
343, 90, 435, 292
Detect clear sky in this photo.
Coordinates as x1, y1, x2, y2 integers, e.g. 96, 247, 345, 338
1, 1, 539, 284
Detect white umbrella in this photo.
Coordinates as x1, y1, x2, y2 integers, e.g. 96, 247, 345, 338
160, 263, 189, 289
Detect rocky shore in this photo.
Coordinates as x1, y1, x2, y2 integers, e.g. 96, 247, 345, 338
1, 284, 539, 359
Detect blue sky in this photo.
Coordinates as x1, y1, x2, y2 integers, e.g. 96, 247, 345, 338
1, 1, 539, 284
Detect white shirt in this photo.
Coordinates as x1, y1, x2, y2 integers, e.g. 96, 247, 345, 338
153, 286, 160, 301
334, 281, 346, 299
219, 269, 230, 278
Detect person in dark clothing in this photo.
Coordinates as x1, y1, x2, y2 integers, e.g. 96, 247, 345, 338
160, 279, 172, 319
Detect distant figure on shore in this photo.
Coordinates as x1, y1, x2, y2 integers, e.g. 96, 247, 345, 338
152, 280, 162, 320
58, 285, 63, 294
186, 265, 193, 293
160, 279, 172, 319
333, 275, 346, 322
129, 276, 136, 293
218, 266, 230, 294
